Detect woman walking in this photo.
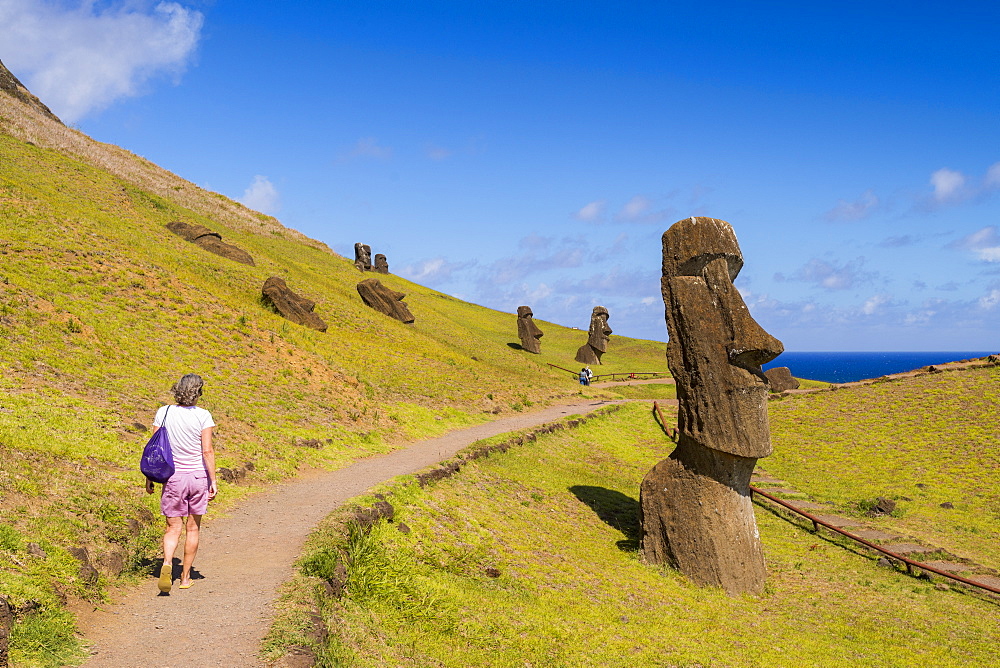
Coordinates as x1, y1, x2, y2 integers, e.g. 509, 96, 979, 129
145, 374, 218, 593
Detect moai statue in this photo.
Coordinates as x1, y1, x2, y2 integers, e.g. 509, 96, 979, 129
373, 254, 389, 274
516, 306, 543, 354
574, 306, 611, 364
261, 277, 328, 332
354, 243, 372, 272
356, 278, 415, 323
639, 217, 783, 595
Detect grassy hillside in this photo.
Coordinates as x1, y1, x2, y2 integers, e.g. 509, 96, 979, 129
0, 93, 668, 664
276, 401, 1000, 667
767, 366, 1000, 568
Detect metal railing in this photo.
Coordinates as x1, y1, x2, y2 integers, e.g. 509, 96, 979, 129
751, 484, 1000, 596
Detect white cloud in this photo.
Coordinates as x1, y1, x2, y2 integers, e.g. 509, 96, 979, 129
239, 175, 280, 214
861, 294, 890, 316
824, 189, 879, 221
614, 195, 672, 223
0, 0, 203, 122
930, 168, 967, 202
985, 162, 1000, 190
978, 289, 1000, 310
949, 226, 1000, 262
640, 296, 658, 306
782, 257, 876, 290
573, 200, 606, 222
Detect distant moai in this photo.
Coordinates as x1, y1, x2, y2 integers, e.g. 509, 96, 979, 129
574, 306, 611, 364
516, 306, 543, 354
356, 278, 414, 323
354, 243, 372, 272
639, 217, 783, 596
373, 254, 389, 274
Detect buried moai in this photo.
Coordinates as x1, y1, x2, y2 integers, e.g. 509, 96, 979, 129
516, 306, 543, 353
356, 278, 415, 323
261, 276, 328, 332
574, 306, 611, 364
639, 217, 783, 596
373, 254, 389, 274
354, 243, 372, 271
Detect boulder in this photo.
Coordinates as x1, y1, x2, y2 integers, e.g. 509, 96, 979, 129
356, 278, 414, 323
354, 243, 372, 272
516, 305, 543, 353
574, 306, 611, 364
373, 254, 389, 274
764, 366, 799, 392
165, 221, 255, 266
640, 217, 783, 596
261, 277, 328, 332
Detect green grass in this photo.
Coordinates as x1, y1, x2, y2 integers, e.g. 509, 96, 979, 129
766, 366, 1000, 568
0, 116, 669, 664
274, 402, 1000, 667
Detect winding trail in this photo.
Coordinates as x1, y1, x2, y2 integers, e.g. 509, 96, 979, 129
77, 399, 620, 667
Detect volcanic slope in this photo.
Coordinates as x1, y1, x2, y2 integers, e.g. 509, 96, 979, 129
0, 63, 666, 665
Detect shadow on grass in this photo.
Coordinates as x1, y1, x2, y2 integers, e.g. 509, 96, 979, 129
506, 342, 523, 351
569, 485, 641, 552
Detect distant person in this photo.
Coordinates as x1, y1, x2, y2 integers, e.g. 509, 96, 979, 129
585, 366, 593, 384
145, 374, 218, 593
579, 368, 588, 385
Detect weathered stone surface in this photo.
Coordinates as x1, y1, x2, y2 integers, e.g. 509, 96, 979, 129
373, 254, 389, 274
193, 235, 255, 265
640, 217, 783, 596
764, 366, 799, 392
574, 306, 611, 364
0, 596, 11, 667
0, 59, 61, 123
166, 220, 220, 242
166, 221, 255, 265
354, 243, 372, 271
868, 497, 896, 516
261, 277, 328, 332
356, 278, 415, 323
516, 305, 543, 353
67, 546, 100, 585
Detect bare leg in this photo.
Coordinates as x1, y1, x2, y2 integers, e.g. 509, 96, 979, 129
162, 516, 183, 566
159, 516, 183, 593
180, 514, 202, 586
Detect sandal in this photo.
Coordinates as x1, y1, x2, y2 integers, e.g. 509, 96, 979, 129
158, 563, 172, 594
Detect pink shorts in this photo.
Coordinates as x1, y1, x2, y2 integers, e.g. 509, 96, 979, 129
160, 471, 210, 517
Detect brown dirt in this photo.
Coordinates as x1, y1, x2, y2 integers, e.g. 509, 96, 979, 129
76, 399, 619, 667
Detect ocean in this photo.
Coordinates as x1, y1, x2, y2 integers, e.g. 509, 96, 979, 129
762, 351, 997, 384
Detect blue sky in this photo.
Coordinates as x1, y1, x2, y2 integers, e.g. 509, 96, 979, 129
3, 1, 1000, 351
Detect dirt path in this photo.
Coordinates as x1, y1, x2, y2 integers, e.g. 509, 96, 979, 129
77, 399, 619, 667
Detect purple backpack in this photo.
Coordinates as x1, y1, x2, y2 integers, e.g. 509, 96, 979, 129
140, 406, 175, 483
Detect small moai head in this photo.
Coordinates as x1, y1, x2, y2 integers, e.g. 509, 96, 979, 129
516, 305, 543, 353
354, 243, 372, 271
587, 306, 612, 353
373, 254, 389, 274
661, 217, 783, 458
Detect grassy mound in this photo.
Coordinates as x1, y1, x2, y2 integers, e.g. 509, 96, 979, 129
0, 101, 667, 664
276, 402, 999, 666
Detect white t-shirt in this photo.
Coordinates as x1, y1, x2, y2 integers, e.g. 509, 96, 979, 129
153, 404, 216, 474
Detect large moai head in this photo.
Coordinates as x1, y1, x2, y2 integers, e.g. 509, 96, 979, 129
587, 306, 612, 353
516, 305, 543, 354
356, 278, 415, 324
661, 217, 783, 458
